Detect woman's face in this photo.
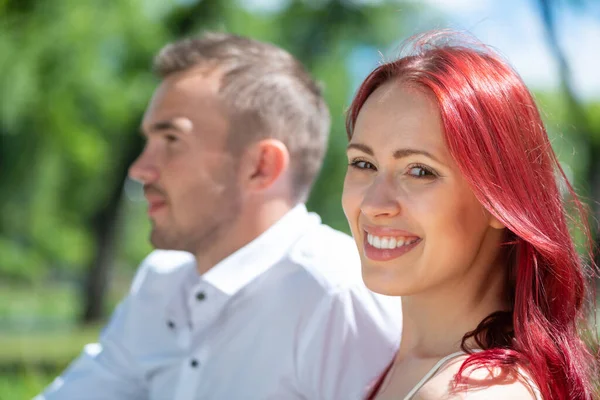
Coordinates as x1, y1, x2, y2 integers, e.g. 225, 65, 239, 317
342, 82, 504, 296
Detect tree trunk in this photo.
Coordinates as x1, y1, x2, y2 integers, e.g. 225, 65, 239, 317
537, 0, 600, 264
80, 132, 143, 324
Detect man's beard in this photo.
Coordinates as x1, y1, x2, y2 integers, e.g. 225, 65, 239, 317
149, 182, 241, 254
149, 205, 239, 254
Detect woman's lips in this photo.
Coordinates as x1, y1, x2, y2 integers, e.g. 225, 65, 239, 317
362, 230, 422, 261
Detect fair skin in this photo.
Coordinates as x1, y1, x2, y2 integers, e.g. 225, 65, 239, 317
129, 67, 294, 273
342, 81, 536, 399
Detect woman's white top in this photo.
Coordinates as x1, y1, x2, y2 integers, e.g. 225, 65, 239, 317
403, 351, 465, 400
401, 351, 543, 400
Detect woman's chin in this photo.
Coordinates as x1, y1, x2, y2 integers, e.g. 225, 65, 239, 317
361, 268, 409, 297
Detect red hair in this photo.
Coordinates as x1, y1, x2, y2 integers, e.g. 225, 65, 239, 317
347, 32, 599, 400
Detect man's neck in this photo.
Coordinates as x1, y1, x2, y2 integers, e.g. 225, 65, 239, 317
194, 201, 294, 275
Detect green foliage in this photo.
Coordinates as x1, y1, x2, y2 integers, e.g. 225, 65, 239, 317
0, 0, 421, 282
0, 369, 56, 400
0, 0, 164, 280
0, 327, 100, 365
0, 327, 101, 399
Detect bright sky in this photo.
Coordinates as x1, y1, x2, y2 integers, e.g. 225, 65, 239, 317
419, 0, 600, 100
238, 0, 600, 101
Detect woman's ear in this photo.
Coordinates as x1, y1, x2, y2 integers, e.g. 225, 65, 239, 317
240, 139, 290, 192
489, 214, 506, 230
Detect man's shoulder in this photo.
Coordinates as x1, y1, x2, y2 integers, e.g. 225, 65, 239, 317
286, 223, 363, 291
130, 250, 196, 294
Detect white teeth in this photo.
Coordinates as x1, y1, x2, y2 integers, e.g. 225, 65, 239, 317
366, 233, 418, 249
381, 238, 389, 249
373, 236, 381, 248
388, 237, 397, 248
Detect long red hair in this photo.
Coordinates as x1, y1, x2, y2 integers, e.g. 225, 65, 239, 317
347, 31, 599, 400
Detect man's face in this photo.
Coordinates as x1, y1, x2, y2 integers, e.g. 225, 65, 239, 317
129, 69, 241, 255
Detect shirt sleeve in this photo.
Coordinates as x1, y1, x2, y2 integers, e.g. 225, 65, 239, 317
295, 286, 401, 400
34, 265, 152, 400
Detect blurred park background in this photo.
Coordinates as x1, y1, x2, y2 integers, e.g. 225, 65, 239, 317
1, 0, 599, 397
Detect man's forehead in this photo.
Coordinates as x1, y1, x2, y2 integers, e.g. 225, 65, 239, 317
166, 65, 224, 92
142, 74, 229, 136
146, 70, 215, 108
148, 68, 227, 115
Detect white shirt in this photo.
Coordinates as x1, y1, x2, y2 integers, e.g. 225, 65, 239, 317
36, 205, 402, 400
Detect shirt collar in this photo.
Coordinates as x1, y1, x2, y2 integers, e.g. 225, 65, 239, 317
199, 204, 320, 296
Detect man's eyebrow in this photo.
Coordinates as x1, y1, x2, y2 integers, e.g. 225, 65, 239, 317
151, 121, 180, 132
347, 142, 441, 163
140, 120, 186, 136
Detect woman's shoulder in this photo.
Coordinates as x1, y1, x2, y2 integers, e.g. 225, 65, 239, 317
415, 355, 541, 400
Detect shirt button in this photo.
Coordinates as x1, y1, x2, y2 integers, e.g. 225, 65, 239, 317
190, 359, 199, 368
195, 291, 206, 301
167, 320, 175, 329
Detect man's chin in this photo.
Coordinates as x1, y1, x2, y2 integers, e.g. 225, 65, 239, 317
150, 229, 176, 250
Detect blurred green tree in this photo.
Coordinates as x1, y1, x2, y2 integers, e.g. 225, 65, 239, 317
536, 0, 600, 262
0, 0, 428, 323
0, 0, 165, 320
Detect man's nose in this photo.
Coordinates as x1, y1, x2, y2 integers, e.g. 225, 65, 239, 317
128, 151, 159, 185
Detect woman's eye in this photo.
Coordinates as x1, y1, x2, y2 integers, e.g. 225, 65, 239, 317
408, 165, 436, 178
349, 160, 376, 170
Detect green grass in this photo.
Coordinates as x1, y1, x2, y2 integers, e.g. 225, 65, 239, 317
0, 279, 129, 399
0, 326, 101, 364
0, 327, 101, 399
0, 283, 79, 332
0, 368, 56, 400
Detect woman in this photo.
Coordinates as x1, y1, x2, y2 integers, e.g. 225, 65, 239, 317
342, 31, 599, 400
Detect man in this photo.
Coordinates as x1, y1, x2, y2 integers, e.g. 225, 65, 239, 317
37, 32, 401, 400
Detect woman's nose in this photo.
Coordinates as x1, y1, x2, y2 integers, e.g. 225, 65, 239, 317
360, 176, 401, 219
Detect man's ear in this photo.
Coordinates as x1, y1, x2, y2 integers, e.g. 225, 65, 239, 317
239, 139, 290, 192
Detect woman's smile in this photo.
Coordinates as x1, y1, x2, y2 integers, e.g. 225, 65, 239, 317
362, 226, 422, 261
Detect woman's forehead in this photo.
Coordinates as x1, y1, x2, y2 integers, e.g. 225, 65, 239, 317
352, 84, 445, 150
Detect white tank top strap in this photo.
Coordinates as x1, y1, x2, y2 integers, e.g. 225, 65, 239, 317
402, 350, 543, 400
403, 351, 467, 400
